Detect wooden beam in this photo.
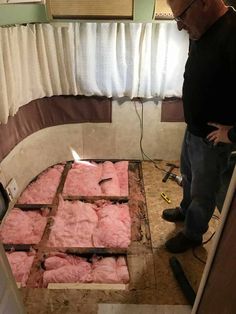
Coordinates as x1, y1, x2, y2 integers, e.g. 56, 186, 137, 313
3, 244, 32, 251
14, 204, 53, 209
63, 196, 129, 202
48, 283, 128, 290
39, 247, 128, 256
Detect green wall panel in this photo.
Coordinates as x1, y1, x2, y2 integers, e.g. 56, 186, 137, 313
133, 0, 155, 21
0, 1, 158, 26
0, 4, 48, 26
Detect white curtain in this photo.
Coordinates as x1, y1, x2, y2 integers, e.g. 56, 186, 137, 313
74, 22, 189, 98
0, 23, 76, 123
0, 22, 188, 124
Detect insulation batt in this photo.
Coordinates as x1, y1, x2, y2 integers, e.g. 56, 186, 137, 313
114, 161, 129, 196
6, 251, 35, 287
44, 253, 85, 269
92, 256, 129, 284
116, 256, 130, 283
18, 164, 64, 204
63, 161, 128, 196
47, 198, 98, 247
43, 254, 93, 287
47, 199, 131, 248
93, 202, 131, 248
100, 161, 120, 195
43, 254, 129, 287
63, 162, 102, 196
0, 208, 47, 244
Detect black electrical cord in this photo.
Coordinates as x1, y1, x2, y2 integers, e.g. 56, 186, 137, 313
134, 97, 221, 266
192, 214, 220, 264
192, 232, 216, 264
134, 98, 169, 173
192, 247, 206, 265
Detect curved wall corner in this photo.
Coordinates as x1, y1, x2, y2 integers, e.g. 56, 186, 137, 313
0, 98, 185, 202
0, 95, 111, 163
0, 124, 84, 196
0, 95, 111, 198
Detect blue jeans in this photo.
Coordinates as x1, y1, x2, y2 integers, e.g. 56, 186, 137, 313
180, 129, 236, 242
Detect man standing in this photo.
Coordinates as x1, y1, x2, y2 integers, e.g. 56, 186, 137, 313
163, 0, 236, 253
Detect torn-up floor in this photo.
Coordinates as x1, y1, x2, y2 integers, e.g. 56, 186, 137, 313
1, 161, 219, 313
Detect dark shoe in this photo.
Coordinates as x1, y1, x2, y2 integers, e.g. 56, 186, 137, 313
162, 207, 185, 222
165, 232, 202, 253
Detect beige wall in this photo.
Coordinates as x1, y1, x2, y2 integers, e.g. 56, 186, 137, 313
0, 99, 185, 199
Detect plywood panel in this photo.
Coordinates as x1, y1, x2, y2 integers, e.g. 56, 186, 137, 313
98, 304, 191, 314
128, 254, 156, 290
49, 0, 133, 18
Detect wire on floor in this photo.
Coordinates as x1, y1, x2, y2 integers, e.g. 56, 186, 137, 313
133, 98, 168, 174
192, 247, 206, 264
192, 232, 216, 264
134, 98, 221, 265
192, 214, 220, 264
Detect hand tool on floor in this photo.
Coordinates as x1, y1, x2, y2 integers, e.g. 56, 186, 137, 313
169, 173, 183, 186
162, 163, 178, 182
162, 163, 182, 186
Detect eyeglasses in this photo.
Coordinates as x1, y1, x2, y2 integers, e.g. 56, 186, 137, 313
174, 0, 198, 22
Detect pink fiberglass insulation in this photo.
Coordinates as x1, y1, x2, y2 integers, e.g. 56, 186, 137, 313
114, 161, 129, 196
63, 161, 103, 196
43, 253, 93, 287
6, 251, 35, 287
47, 198, 98, 247
42, 254, 129, 286
44, 252, 85, 269
99, 161, 120, 195
116, 256, 130, 283
18, 164, 64, 204
95, 202, 131, 228
0, 208, 47, 244
47, 199, 131, 248
63, 161, 128, 196
92, 256, 129, 284
93, 203, 131, 248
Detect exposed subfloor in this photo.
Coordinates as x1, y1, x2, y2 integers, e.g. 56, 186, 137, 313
20, 161, 219, 314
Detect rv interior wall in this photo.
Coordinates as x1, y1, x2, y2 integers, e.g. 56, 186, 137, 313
0, 95, 112, 162
0, 4, 186, 222
0, 99, 185, 200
